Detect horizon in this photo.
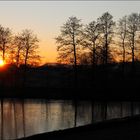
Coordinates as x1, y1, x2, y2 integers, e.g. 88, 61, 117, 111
0, 1, 140, 64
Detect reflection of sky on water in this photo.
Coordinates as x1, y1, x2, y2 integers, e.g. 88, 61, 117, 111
1, 99, 140, 139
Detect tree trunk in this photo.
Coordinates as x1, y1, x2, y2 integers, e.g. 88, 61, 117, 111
73, 43, 77, 86
105, 22, 108, 65
131, 34, 135, 75
132, 47, 135, 71
122, 42, 125, 64
16, 49, 20, 67
24, 47, 29, 67
73, 33, 77, 88
105, 43, 108, 65
92, 42, 96, 83
122, 39, 125, 76
23, 49, 28, 87
2, 50, 5, 62
24, 53, 28, 67
93, 42, 96, 67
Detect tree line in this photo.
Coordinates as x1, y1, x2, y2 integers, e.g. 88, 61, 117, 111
56, 12, 140, 71
0, 27, 40, 67
1, 12, 140, 70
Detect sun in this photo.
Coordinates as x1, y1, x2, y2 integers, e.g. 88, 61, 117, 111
0, 60, 5, 67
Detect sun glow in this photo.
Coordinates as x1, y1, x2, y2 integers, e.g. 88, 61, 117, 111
0, 60, 5, 67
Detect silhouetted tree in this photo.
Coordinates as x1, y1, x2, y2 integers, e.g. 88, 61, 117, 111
20, 29, 39, 67
0, 26, 12, 137
56, 16, 82, 127
8, 47, 16, 64
17, 29, 40, 87
98, 12, 115, 65
13, 35, 24, 67
0, 25, 12, 62
118, 16, 127, 74
94, 12, 115, 120
56, 16, 83, 86
127, 13, 139, 73
81, 21, 100, 66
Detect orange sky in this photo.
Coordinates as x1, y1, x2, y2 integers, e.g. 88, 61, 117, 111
39, 39, 58, 64
0, 1, 140, 64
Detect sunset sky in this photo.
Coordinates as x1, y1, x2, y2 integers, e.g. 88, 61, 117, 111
0, 1, 140, 64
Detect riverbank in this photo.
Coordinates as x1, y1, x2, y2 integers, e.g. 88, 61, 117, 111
19, 114, 140, 140
0, 63, 140, 100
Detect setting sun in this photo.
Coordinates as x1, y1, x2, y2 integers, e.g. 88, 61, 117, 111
0, 60, 5, 67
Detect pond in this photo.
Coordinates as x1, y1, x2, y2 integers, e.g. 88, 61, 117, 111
0, 99, 139, 139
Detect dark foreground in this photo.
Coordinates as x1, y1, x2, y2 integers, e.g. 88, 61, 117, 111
1, 63, 140, 100
0, 87, 140, 101
19, 115, 140, 140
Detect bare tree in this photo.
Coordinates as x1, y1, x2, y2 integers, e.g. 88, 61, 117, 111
98, 12, 115, 65
16, 29, 40, 87
13, 35, 24, 67
127, 13, 139, 73
56, 16, 82, 127
0, 25, 12, 62
126, 13, 140, 115
94, 12, 116, 120
56, 16, 82, 85
118, 16, 127, 64
0, 26, 12, 138
20, 29, 39, 67
118, 16, 127, 74
81, 21, 100, 66
8, 47, 16, 64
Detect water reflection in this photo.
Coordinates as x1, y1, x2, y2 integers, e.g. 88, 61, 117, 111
0, 100, 139, 139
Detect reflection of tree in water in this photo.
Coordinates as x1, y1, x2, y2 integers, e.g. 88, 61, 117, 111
0, 100, 139, 139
